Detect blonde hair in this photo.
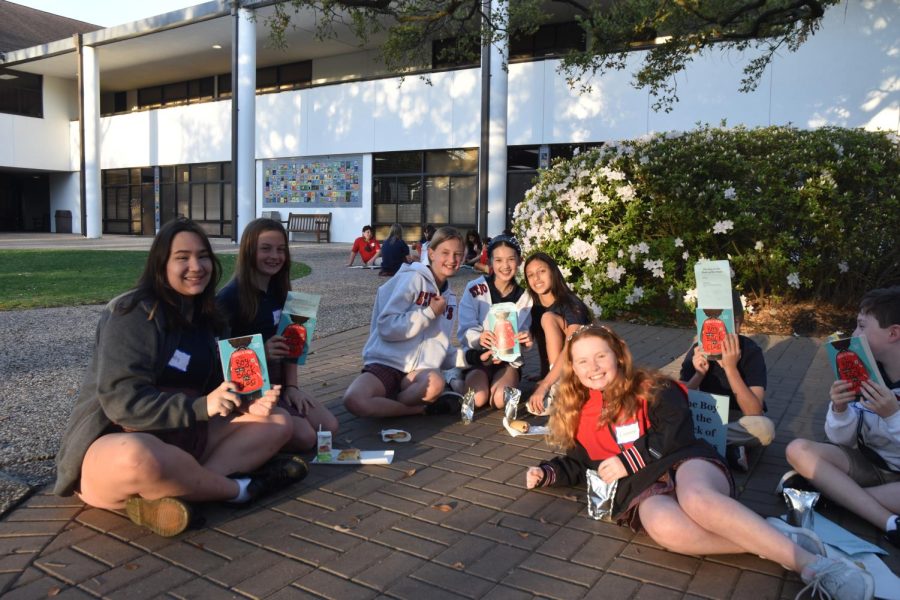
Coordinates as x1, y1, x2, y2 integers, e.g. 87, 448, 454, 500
428, 226, 463, 253
548, 325, 665, 450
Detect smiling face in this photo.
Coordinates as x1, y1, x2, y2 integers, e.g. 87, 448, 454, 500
491, 245, 520, 285
429, 237, 464, 284
166, 231, 212, 297
570, 335, 620, 391
255, 229, 287, 278
525, 258, 553, 299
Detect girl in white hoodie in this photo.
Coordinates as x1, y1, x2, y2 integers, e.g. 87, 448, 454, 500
454, 235, 533, 409
343, 227, 465, 418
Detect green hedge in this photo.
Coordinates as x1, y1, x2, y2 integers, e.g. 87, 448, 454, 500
513, 125, 899, 318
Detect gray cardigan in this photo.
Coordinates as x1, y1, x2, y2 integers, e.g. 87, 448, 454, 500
54, 292, 214, 496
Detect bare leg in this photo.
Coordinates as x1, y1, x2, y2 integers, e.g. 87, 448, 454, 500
403, 369, 445, 404
78, 433, 240, 510
201, 408, 292, 476
489, 365, 520, 409
343, 372, 425, 418
283, 402, 340, 452
464, 369, 491, 408
640, 459, 817, 572
787, 438, 895, 529
541, 312, 567, 367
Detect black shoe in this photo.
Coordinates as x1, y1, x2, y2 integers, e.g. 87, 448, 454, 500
726, 445, 749, 472
246, 455, 309, 500
425, 391, 463, 416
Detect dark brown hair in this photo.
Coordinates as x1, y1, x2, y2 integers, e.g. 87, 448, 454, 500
232, 218, 292, 327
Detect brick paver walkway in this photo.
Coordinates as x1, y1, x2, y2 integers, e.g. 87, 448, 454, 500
2, 322, 897, 599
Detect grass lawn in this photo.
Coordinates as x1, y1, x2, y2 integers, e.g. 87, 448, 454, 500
0, 250, 311, 310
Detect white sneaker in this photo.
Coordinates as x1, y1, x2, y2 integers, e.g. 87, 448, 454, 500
797, 555, 874, 600
766, 517, 827, 557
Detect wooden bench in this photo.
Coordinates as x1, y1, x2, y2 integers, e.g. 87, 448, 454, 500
286, 212, 332, 243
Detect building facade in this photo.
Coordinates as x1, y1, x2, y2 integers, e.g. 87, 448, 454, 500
0, 0, 896, 242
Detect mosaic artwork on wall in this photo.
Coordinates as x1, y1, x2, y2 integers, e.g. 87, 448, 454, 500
262, 155, 362, 207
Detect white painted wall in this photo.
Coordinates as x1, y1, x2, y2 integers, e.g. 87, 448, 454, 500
48, 172, 81, 233
0, 76, 74, 171
31, 0, 893, 240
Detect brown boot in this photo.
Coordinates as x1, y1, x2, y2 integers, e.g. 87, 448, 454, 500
124, 497, 191, 537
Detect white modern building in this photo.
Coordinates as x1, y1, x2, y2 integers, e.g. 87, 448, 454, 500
0, 0, 896, 242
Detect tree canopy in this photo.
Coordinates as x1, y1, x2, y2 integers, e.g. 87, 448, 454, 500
265, 0, 840, 111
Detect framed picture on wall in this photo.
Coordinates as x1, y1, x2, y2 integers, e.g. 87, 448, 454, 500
262, 155, 362, 208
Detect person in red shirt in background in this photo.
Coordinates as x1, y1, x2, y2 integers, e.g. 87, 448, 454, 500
347, 225, 381, 268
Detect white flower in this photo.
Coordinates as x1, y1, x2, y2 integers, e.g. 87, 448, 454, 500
637, 242, 650, 254
625, 286, 644, 305
674, 237, 683, 248
605, 261, 626, 283
568, 239, 598, 263
755, 241, 764, 251
616, 184, 635, 202
591, 188, 610, 204
583, 296, 603, 317
683, 288, 698, 306
667, 286, 675, 300
617, 249, 625, 259
740, 294, 756, 315
559, 266, 572, 279
838, 261, 849, 273
593, 233, 609, 245
724, 187, 736, 200
787, 272, 801, 289
712, 220, 734, 235
682, 251, 690, 260
643, 258, 665, 279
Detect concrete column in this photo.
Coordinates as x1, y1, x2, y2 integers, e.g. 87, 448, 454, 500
82, 45, 102, 238
235, 7, 256, 241
487, 0, 509, 236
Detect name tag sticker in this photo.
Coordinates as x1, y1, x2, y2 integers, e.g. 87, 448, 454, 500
168, 349, 191, 372
273, 309, 282, 326
615, 422, 640, 445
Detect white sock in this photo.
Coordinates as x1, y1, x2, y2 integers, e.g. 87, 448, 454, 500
886, 515, 899, 532
227, 477, 252, 503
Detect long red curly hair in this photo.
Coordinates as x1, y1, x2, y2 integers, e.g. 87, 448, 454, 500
548, 325, 666, 450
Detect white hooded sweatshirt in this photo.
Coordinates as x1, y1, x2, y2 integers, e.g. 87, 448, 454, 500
362, 262, 459, 373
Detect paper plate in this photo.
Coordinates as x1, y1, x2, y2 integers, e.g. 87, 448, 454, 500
312, 449, 394, 465
380, 429, 412, 443
502, 417, 549, 438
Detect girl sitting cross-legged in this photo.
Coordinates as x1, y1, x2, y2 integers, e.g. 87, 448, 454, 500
525, 324, 874, 600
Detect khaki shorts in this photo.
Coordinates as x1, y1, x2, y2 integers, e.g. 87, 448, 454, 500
838, 445, 900, 487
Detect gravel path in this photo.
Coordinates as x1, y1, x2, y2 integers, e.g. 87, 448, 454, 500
0, 242, 480, 516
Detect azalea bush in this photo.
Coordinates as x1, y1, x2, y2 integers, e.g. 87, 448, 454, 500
513, 125, 899, 319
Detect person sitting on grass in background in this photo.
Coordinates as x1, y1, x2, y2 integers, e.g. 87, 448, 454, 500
347, 225, 381, 268
523, 252, 591, 416
379, 223, 413, 277
680, 291, 773, 472
54, 218, 307, 538
463, 229, 483, 268
218, 217, 339, 452
343, 227, 466, 418
449, 235, 533, 409
785, 285, 900, 548
525, 324, 874, 600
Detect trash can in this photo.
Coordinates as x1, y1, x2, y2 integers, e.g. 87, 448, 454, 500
55, 210, 72, 234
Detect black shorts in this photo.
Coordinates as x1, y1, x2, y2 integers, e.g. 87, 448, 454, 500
362, 363, 406, 399
104, 422, 209, 462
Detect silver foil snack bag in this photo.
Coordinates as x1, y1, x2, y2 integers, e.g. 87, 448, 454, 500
504, 387, 522, 422
586, 469, 618, 522
783, 487, 820, 530
460, 388, 476, 425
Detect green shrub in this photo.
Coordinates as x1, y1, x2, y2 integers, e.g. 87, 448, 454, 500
513, 125, 899, 319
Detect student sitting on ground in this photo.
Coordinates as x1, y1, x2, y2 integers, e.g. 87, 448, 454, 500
218, 217, 338, 452
347, 224, 381, 268
343, 226, 466, 418
379, 223, 413, 276
785, 285, 900, 548
680, 292, 774, 471
417, 224, 436, 266
54, 219, 307, 538
463, 229, 483, 268
525, 324, 874, 600
450, 235, 532, 409
523, 252, 591, 415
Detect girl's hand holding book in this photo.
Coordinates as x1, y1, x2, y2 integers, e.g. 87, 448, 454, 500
245, 386, 281, 417
265, 335, 290, 360
207, 381, 241, 417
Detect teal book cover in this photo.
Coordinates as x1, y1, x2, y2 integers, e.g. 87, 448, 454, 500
218, 333, 271, 400
276, 292, 321, 365
487, 302, 520, 362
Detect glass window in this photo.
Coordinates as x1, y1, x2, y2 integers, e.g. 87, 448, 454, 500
279, 61, 311, 87
104, 169, 128, 186
138, 86, 162, 107
425, 176, 450, 223
373, 152, 421, 175
450, 176, 476, 224
257, 66, 278, 90
163, 81, 189, 103
177, 183, 189, 217
0, 68, 42, 118
425, 149, 477, 174
508, 146, 540, 170
191, 185, 205, 219
206, 184, 222, 220
159, 166, 175, 184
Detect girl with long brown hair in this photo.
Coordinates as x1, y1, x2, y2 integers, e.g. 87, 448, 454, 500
525, 325, 874, 600
218, 218, 338, 450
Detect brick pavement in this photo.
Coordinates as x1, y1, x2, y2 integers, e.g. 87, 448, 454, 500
2, 322, 898, 599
